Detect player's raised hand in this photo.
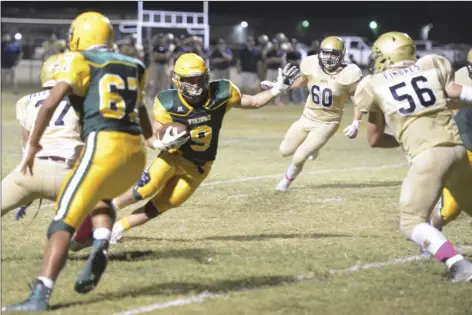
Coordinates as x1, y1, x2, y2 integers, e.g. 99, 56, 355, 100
19, 141, 42, 175
260, 80, 275, 90
274, 63, 301, 93
343, 120, 361, 139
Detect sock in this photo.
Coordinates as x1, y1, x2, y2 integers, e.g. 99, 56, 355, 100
37, 276, 54, 289
286, 163, 302, 181
411, 223, 461, 264
110, 199, 121, 211
93, 227, 111, 241
117, 217, 132, 232
74, 215, 93, 244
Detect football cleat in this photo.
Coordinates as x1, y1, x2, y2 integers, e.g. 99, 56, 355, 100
448, 259, 472, 283
276, 178, 292, 191
1, 279, 51, 312
74, 240, 109, 294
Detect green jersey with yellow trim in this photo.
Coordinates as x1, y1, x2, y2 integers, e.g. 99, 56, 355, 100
154, 80, 240, 164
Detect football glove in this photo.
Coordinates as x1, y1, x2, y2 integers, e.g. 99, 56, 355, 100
343, 120, 361, 139
275, 63, 301, 93
16, 201, 33, 220
152, 126, 190, 151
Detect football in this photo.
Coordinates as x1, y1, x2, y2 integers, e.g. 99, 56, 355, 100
157, 121, 188, 140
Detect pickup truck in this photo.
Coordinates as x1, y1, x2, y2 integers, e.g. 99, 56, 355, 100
338, 36, 373, 67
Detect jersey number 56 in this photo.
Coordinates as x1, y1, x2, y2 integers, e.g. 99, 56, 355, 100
389, 75, 437, 115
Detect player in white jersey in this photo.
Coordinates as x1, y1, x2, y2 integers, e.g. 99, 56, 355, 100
263, 36, 364, 191
1, 54, 83, 217
353, 32, 472, 282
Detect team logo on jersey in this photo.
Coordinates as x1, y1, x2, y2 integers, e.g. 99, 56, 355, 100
188, 115, 211, 125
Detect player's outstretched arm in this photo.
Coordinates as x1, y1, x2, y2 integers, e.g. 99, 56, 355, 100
366, 111, 399, 148
446, 83, 472, 106
234, 63, 301, 109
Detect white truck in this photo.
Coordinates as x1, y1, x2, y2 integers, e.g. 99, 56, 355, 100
414, 40, 469, 66
339, 36, 373, 67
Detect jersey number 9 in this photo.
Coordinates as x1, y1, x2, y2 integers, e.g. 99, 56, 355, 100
99, 73, 138, 120
190, 125, 212, 152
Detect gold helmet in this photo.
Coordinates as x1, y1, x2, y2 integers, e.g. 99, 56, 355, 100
40, 53, 61, 88
369, 32, 416, 74
319, 36, 345, 72
467, 48, 472, 78
68, 12, 114, 51
172, 53, 209, 101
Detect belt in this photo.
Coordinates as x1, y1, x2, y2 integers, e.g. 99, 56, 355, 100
38, 156, 67, 163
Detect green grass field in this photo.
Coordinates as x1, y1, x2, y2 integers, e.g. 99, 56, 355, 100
2, 88, 472, 315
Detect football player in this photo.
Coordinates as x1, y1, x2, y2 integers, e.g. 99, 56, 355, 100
263, 36, 364, 191
354, 32, 472, 282
70, 52, 300, 246
1, 54, 83, 218
429, 48, 472, 230
1, 12, 181, 312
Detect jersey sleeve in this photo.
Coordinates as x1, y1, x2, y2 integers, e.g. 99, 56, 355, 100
345, 65, 364, 94
15, 95, 30, 130
53, 52, 91, 97
352, 76, 379, 112
153, 96, 174, 125
225, 81, 242, 112
299, 56, 312, 79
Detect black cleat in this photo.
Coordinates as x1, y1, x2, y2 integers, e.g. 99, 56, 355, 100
74, 239, 109, 294
1, 279, 51, 312
448, 259, 472, 283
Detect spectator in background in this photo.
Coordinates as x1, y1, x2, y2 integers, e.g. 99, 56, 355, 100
238, 36, 261, 94
257, 34, 270, 81
291, 38, 307, 59
307, 40, 320, 56
284, 42, 305, 104
145, 34, 173, 105
189, 36, 207, 59
2, 34, 22, 94
265, 39, 284, 104
210, 38, 232, 80
42, 33, 66, 61
118, 35, 144, 61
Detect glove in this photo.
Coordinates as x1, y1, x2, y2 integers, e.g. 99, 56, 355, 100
343, 120, 361, 139
152, 126, 190, 151
16, 201, 33, 220
260, 80, 275, 90
273, 63, 301, 93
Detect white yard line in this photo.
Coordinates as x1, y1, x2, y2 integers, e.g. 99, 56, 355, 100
111, 245, 472, 315
202, 163, 407, 187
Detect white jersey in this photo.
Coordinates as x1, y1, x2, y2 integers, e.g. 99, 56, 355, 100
16, 90, 83, 166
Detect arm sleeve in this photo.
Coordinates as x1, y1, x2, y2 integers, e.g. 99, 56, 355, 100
53, 52, 91, 96
352, 76, 379, 112
153, 97, 174, 125
225, 81, 242, 112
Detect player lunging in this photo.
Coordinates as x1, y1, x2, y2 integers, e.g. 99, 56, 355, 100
2, 12, 167, 312
1, 54, 83, 218
354, 32, 472, 282
263, 36, 364, 191
429, 48, 472, 230
71, 52, 300, 245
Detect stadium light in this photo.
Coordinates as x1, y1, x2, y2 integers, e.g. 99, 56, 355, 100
302, 20, 310, 28
14, 32, 22, 40
240, 21, 248, 28
369, 21, 378, 30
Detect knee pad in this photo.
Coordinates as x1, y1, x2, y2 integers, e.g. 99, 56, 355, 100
47, 220, 75, 239
144, 201, 160, 219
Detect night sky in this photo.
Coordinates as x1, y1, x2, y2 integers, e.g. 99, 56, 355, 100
2, 1, 471, 43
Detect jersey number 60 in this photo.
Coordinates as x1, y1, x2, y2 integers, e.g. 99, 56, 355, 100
311, 85, 333, 107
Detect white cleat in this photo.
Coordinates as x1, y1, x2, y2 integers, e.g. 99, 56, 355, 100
110, 230, 124, 245
276, 178, 291, 191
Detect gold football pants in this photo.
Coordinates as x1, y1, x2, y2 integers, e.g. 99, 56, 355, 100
51, 131, 145, 233
134, 151, 212, 213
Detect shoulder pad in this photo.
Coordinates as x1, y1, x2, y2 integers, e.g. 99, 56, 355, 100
206, 80, 231, 110
338, 64, 363, 85
157, 89, 179, 111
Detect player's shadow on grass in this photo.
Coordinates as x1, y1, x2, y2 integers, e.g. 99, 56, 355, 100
51, 273, 328, 310
125, 232, 350, 242
69, 248, 213, 263
299, 180, 402, 190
